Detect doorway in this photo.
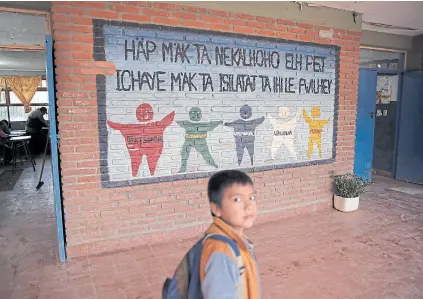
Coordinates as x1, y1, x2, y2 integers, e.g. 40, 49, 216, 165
373, 73, 400, 177
0, 6, 65, 274
354, 47, 406, 180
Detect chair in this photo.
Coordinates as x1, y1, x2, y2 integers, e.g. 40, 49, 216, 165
7, 136, 36, 172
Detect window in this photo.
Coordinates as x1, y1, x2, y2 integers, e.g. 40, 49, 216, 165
360, 48, 405, 71
0, 79, 49, 122
10, 90, 49, 105
0, 107, 8, 121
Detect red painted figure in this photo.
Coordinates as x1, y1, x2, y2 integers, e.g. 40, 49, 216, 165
107, 103, 175, 177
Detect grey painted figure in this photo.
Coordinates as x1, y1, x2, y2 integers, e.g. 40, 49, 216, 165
224, 104, 265, 166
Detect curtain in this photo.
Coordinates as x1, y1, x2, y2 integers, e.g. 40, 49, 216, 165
6, 76, 42, 113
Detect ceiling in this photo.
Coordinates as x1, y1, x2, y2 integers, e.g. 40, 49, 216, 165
0, 1, 421, 37
312, 1, 423, 36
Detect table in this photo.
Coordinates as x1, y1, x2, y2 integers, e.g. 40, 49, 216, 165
9, 131, 27, 137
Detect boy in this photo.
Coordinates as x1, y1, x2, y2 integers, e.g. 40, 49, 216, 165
200, 170, 261, 299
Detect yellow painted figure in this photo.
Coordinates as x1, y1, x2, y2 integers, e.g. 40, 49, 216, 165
303, 107, 330, 159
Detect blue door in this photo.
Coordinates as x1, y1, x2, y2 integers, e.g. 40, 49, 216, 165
46, 35, 66, 262
395, 72, 423, 184
354, 69, 378, 180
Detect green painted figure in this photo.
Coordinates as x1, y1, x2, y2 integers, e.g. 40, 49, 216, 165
177, 107, 222, 173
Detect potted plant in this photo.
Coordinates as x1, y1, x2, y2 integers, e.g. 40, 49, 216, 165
330, 172, 372, 212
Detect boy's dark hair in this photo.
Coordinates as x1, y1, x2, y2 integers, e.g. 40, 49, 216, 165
207, 170, 253, 209
40, 107, 47, 113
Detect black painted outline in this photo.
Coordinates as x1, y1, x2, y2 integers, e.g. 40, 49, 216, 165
92, 19, 340, 189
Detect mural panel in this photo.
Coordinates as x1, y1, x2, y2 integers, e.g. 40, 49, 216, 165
93, 20, 339, 187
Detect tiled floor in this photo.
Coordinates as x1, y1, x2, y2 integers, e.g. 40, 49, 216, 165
1, 163, 423, 298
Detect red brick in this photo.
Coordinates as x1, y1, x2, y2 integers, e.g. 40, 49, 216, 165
296, 22, 314, 29
72, 51, 92, 59
162, 202, 186, 209
74, 67, 114, 75
306, 29, 318, 37
225, 19, 246, 26
173, 12, 197, 20
129, 205, 160, 214
256, 16, 274, 23
73, 35, 93, 43
55, 43, 92, 52
150, 196, 173, 204
234, 13, 254, 20
233, 26, 255, 35
121, 14, 151, 23
246, 21, 267, 29
88, 10, 120, 19
70, 2, 105, 9
267, 24, 287, 32
199, 15, 223, 23
147, 209, 175, 217
209, 9, 231, 17
275, 32, 296, 40
56, 83, 79, 90
54, 33, 73, 41
109, 4, 139, 13
72, 17, 92, 25
181, 20, 207, 29
209, 24, 232, 32
154, 3, 181, 10
255, 29, 275, 37
288, 27, 306, 34
119, 199, 149, 207
54, 24, 92, 33
182, 5, 207, 14
277, 19, 295, 26
73, 115, 98, 122
101, 209, 128, 217
143, 8, 170, 17
52, 14, 70, 23
77, 175, 99, 183
297, 34, 314, 42
153, 17, 180, 26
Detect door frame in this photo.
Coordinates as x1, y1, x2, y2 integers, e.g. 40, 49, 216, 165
359, 46, 406, 178
0, 6, 66, 262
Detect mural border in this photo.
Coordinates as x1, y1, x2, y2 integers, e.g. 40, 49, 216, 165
92, 19, 341, 189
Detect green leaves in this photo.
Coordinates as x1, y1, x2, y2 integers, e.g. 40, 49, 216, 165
330, 172, 372, 198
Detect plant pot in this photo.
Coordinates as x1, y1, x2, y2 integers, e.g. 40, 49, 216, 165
333, 195, 359, 212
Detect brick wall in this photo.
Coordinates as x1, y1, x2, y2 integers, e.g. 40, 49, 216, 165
51, 1, 360, 257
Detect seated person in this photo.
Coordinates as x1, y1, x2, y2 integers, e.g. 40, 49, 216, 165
0, 121, 12, 164
25, 107, 48, 155
1, 120, 11, 134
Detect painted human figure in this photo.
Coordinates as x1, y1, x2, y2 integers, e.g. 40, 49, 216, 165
268, 107, 301, 160
303, 106, 330, 159
224, 104, 264, 166
177, 107, 222, 173
107, 103, 175, 177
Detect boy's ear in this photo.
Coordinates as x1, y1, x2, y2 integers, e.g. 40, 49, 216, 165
210, 202, 222, 217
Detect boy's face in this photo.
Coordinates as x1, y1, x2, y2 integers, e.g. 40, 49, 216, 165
211, 183, 257, 233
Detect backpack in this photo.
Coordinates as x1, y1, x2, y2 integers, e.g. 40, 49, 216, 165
162, 233, 245, 299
